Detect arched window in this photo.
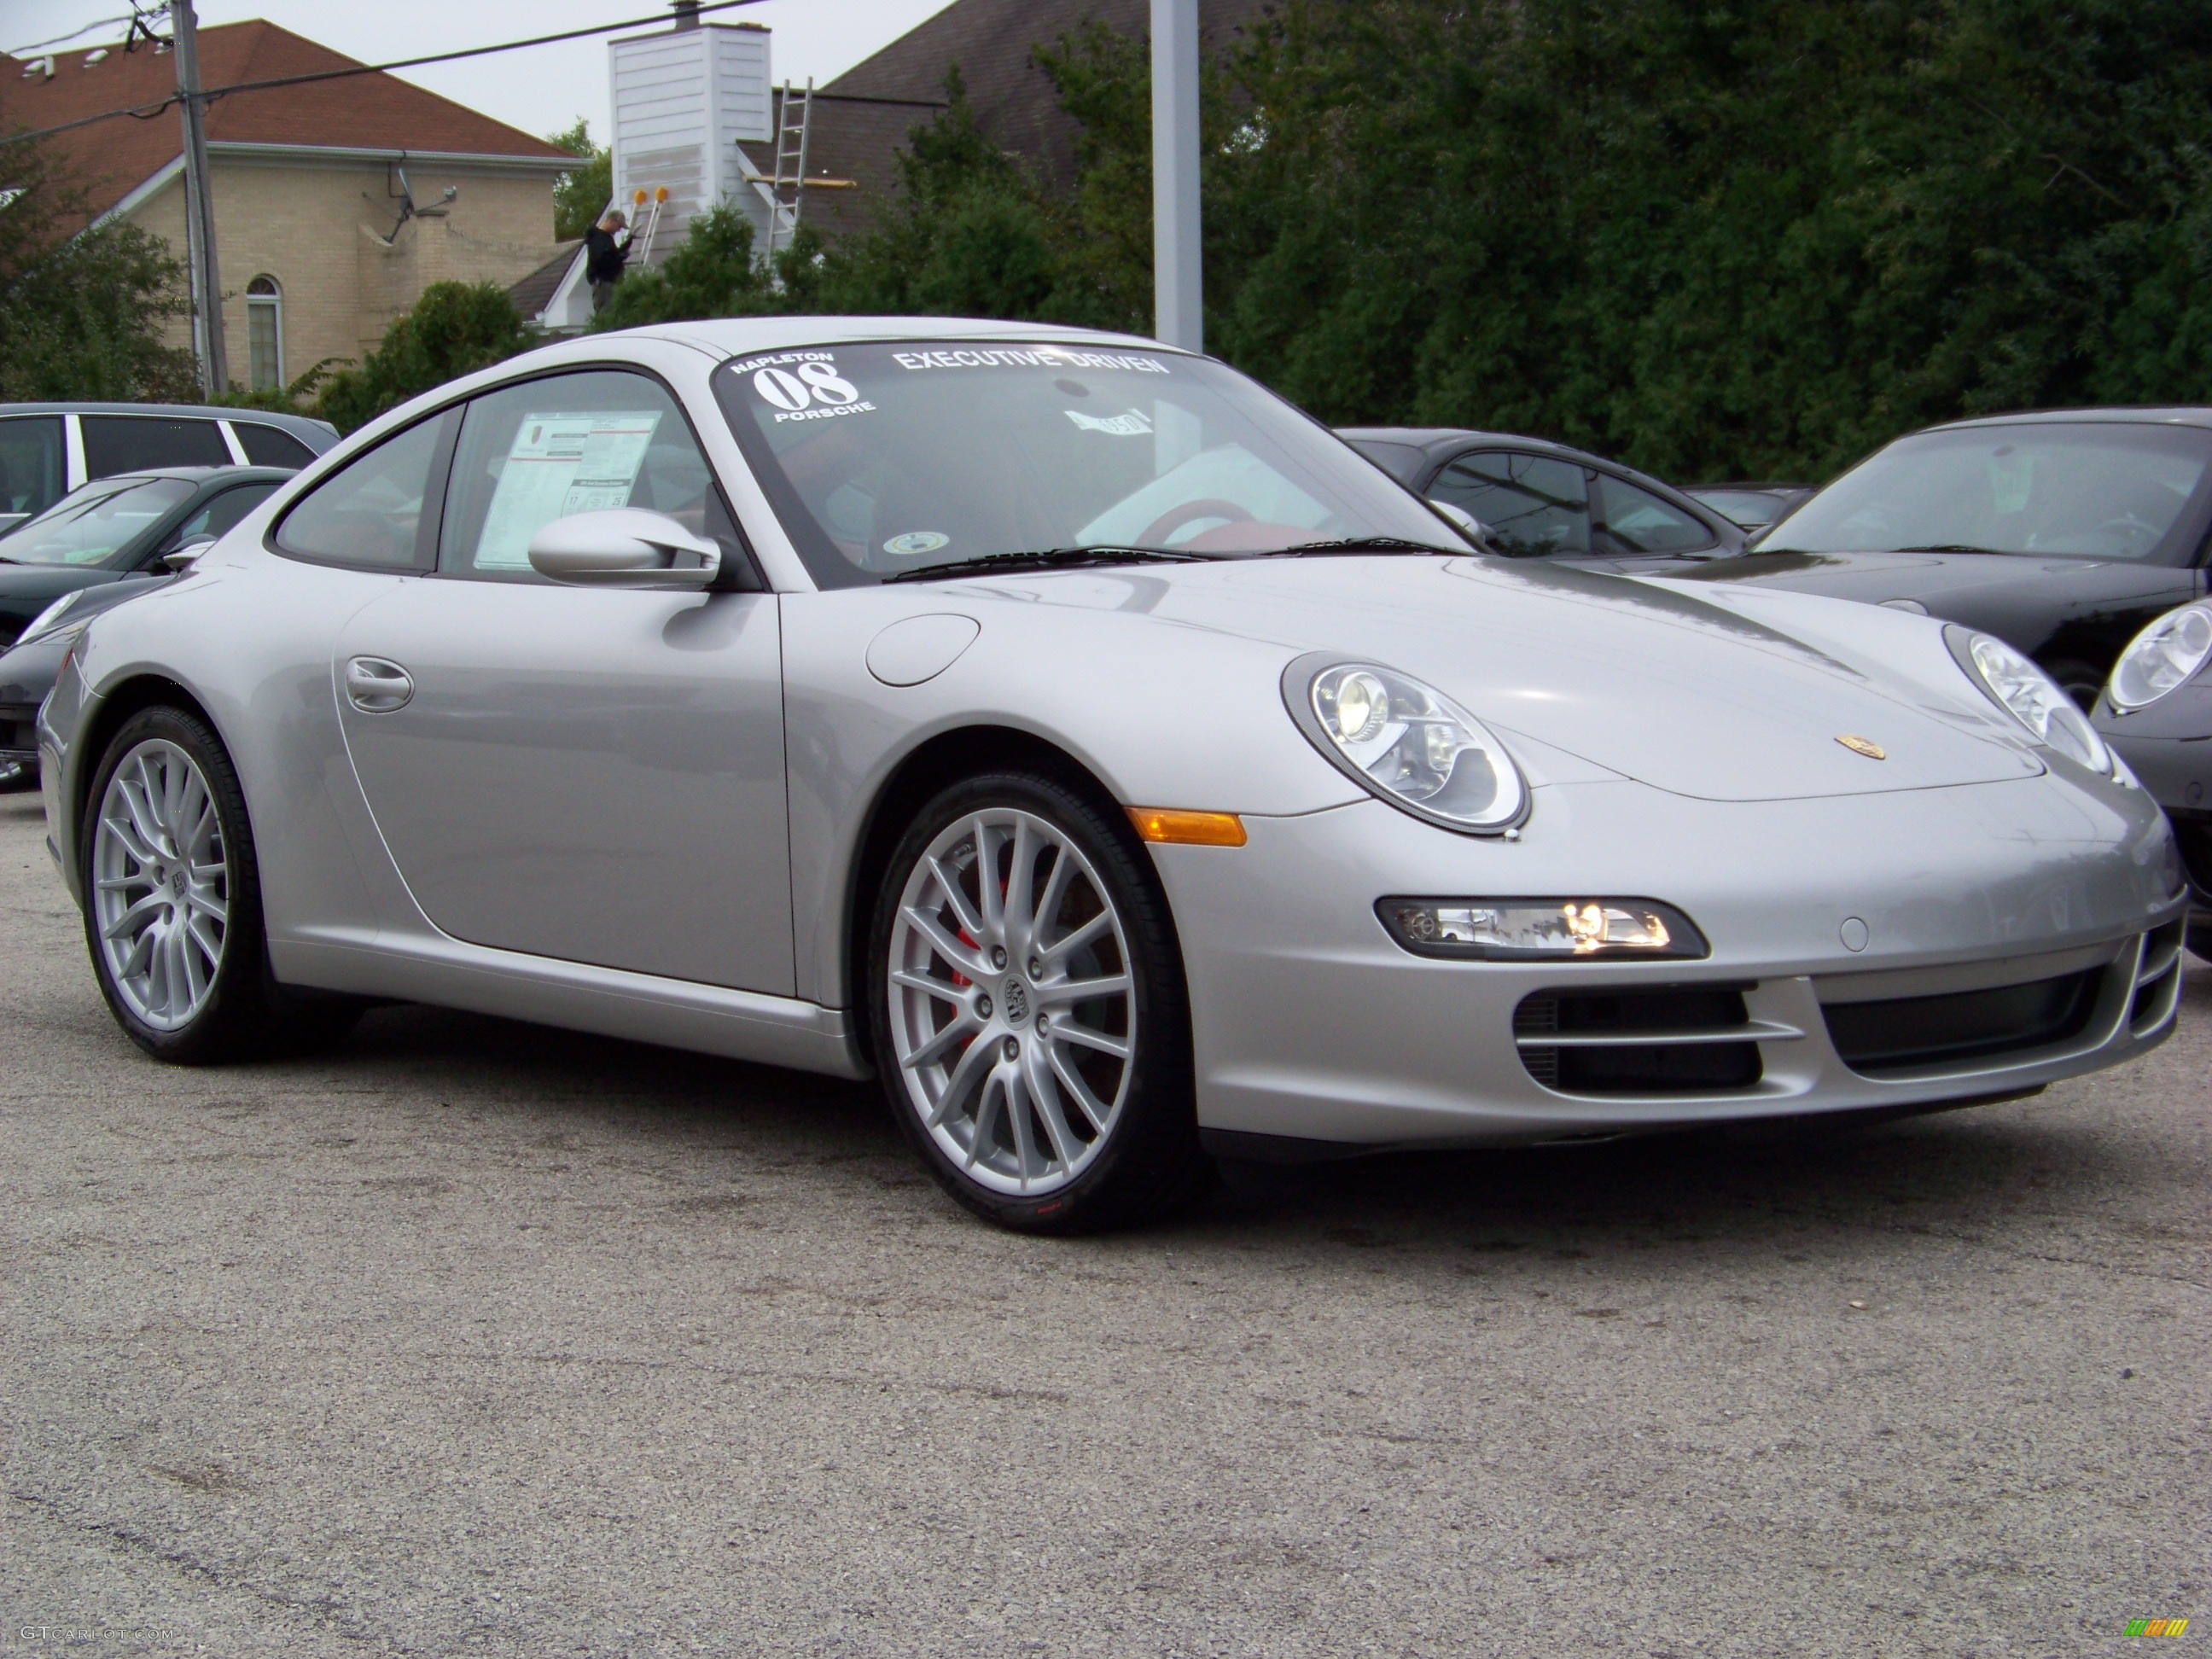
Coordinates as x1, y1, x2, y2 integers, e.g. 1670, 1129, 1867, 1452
245, 276, 283, 392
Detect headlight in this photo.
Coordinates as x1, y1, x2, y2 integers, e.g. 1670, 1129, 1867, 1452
2109, 600, 2212, 712
1284, 655, 1528, 833
1377, 897, 1708, 960
15, 591, 85, 645
1945, 626, 2111, 775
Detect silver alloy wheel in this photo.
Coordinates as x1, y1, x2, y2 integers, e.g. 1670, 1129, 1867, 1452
91, 737, 229, 1031
888, 807, 1136, 1196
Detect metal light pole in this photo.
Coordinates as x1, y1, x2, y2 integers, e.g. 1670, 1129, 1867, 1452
1150, 0, 1201, 352
173, 0, 228, 395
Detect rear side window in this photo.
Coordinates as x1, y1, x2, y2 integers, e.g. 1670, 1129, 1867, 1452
231, 422, 317, 469
172, 483, 279, 549
81, 416, 230, 476
0, 416, 66, 519
1430, 451, 1592, 556
1593, 473, 1716, 554
274, 417, 447, 572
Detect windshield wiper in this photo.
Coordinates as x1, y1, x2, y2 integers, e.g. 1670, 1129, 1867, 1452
882, 545, 1211, 583
1261, 535, 1461, 557
1888, 544, 2015, 556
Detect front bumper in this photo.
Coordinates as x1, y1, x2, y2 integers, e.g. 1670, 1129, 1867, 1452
1150, 775, 2186, 1150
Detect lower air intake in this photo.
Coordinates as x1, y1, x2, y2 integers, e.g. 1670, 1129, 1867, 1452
1822, 967, 2101, 1077
1515, 984, 1762, 1096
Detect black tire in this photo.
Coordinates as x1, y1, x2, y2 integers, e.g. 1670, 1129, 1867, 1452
865, 769, 1206, 1233
80, 705, 359, 1063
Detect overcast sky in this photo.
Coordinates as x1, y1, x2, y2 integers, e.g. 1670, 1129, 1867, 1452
8, 1, 957, 143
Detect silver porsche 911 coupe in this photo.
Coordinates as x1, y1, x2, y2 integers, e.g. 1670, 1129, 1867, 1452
39, 319, 2189, 1231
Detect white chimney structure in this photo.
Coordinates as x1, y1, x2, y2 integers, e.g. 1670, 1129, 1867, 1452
609, 17, 774, 263
533, 13, 773, 329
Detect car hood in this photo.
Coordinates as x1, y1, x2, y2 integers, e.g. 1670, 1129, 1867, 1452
0, 563, 124, 614
1670, 545, 2116, 605
981, 555, 2041, 801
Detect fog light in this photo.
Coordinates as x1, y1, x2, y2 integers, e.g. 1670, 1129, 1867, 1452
1377, 897, 1709, 960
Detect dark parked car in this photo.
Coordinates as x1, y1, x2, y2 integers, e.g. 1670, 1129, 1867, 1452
0, 466, 293, 788
1676, 409, 2212, 707
1339, 426, 1748, 571
2093, 598, 2212, 961
1684, 481, 1814, 532
0, 402, 335, 533
0, 574, 166, 789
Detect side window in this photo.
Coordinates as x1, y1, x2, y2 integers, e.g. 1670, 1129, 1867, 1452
166, 483, 279, 552
438, 370, 748, 581
0, 415, 67, 519
232, 422, 317, 469
1593, 473, 1717, 554
81, 416, 230, 476
274, 416, 448, 572
1429, 451, 1592, 556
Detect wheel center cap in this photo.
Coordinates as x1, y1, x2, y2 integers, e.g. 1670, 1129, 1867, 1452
1000, 975, 1030, 1027
172, 869, 189, 895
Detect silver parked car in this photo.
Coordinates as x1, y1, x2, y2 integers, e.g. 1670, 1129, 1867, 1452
38, 320, 2190, 1231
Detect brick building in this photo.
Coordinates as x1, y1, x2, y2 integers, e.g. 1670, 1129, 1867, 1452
3, 21, 573, 389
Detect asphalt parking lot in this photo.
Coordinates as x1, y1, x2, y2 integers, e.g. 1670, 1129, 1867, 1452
2, 788, 2205, 1657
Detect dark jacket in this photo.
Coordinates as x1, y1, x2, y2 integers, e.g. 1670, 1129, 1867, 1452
585, 226, 628, 284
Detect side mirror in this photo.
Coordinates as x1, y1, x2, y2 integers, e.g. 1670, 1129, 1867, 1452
160, 535, 217, 571
527, 509, 722, 590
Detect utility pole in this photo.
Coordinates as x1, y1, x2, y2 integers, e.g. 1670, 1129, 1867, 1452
172, 0, 227, 395
1150, 0, 1201, 352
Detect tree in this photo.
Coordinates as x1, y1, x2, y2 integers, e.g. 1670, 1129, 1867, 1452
0, 133, 196, 401
589, 204, 781, 329
313, 281, 533, 433
548, 117, 612, 243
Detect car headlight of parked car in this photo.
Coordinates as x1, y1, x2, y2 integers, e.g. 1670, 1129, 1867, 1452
16, 591, 90, 647
1946, 626, 2121, 779
2108, 600, 2212, 713
1284, 655, 1528, 834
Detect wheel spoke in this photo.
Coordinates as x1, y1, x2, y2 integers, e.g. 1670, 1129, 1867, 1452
891, 967, 964, 1004
973, 818, 1005, 943
101, 890, 166, 942
185, 911, 224, 968
901, 905, 991, 981
1004, 1066, 1038, 1186
1050, 1021, 1130, 1061
101, 806, 159, 869
1002, 818, 1035, 946
115, 923, 158, 981
186, 887, 227, 923
926, 1037, 994, 1130
965, 1074, 1004, 1169
1032, 847, 1074, 940
1026, 1051, 1080, 1169
1037, 972, 1129, 1006
926, 854, 984, 939
1045, 1042, 1111, 1133
1039, 909, 1112, 965
901, 1010, 978, 1070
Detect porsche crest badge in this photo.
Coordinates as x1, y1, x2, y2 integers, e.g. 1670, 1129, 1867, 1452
1836, 734, 1887, 760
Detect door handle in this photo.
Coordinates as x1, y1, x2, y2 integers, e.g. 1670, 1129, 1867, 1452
344, 656, 412, 713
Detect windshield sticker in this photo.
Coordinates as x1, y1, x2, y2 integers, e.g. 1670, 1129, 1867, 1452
891, 347, 1171, 375
751, 360, 874, 424
475, 410, 662, 568
883, 531, 952, 557
1065, 408, 1154, 438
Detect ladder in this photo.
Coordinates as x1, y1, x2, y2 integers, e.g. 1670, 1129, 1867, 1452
765, 79, 812, 256
629, 186, 669, 266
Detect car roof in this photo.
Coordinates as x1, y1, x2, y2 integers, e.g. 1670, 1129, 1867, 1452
620, 315, 1188, 359
1918, 406, 2212, 434
85, 465, 298, 487
1336, 425, 1626, 472
0, 401, 338, 442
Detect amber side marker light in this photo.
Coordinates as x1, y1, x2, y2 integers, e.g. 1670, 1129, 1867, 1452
1127, 807, 1248, 847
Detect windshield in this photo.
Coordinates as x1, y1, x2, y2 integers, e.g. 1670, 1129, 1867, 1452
713, 341, 1457, 585
1759, 422, 2212, 562
0, 476, 195, 567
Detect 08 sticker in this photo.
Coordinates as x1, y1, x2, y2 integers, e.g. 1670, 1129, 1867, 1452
750, 358, 875, 424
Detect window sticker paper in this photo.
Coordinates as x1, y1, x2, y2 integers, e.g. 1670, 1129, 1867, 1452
475, 410, 662, 568
1065, 408, 1154, 437
883, 531, 951, 556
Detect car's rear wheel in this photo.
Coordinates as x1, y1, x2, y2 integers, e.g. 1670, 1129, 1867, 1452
82, 706, 357, 1062
867, 770, 1204, 1232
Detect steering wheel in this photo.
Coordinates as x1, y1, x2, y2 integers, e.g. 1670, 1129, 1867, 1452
2090, 513, 2160, 554
1139, 498, 1253, 549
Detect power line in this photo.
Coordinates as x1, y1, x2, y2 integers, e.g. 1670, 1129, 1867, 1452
3, 12, 147, 58
0, 0, 769, 149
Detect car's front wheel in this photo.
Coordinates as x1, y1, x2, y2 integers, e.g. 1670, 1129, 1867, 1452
82, 706, 357, 1062
867, 770, 1204, 1232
